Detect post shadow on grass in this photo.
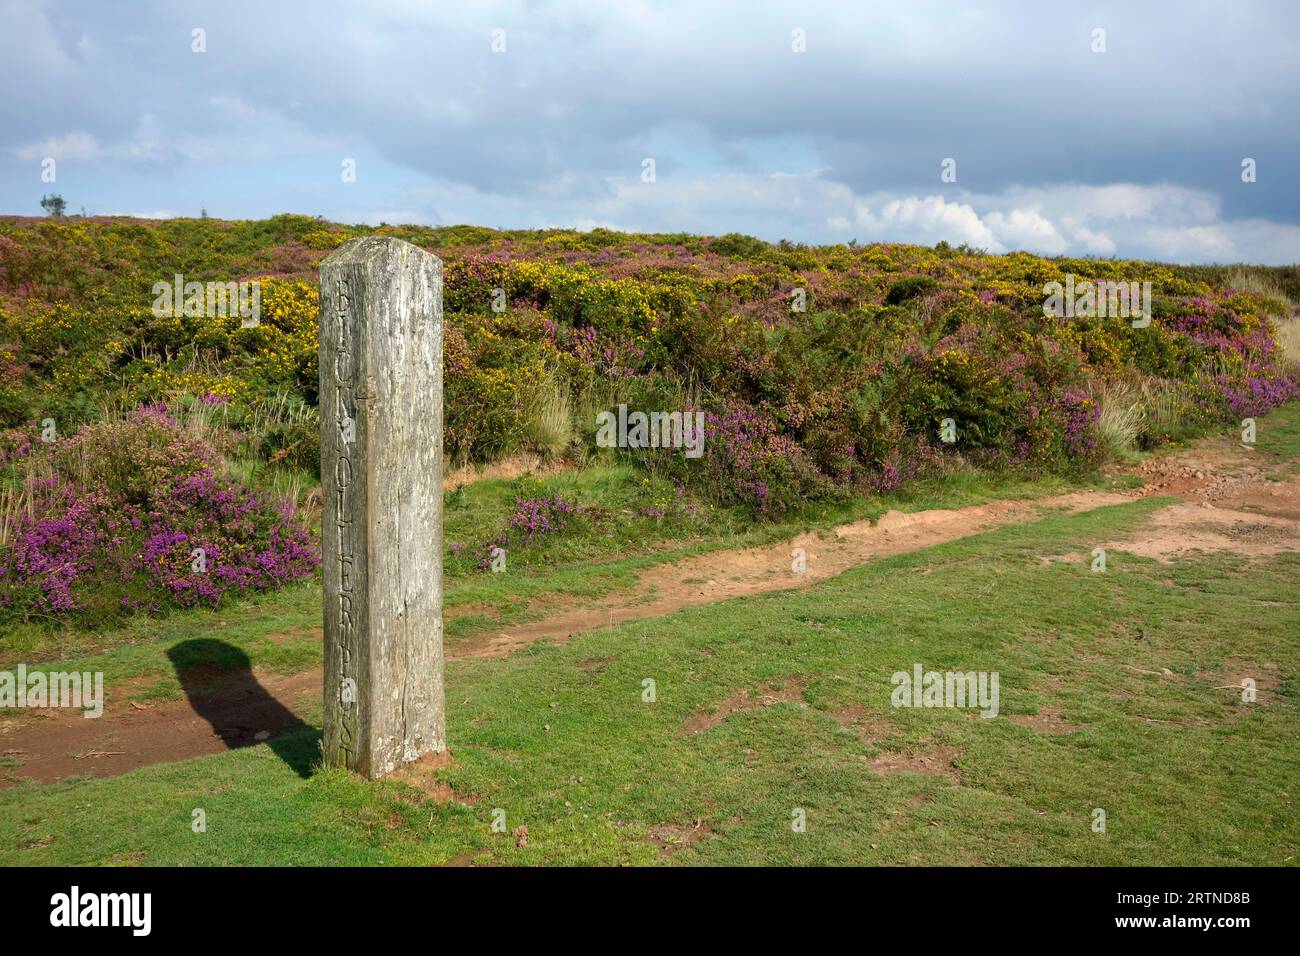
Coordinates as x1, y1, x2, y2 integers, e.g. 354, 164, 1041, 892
166, 638, 318, 779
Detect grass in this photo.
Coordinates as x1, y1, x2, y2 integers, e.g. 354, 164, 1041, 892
5, 402, 1298, 709
1091, 376, 1190, 460
519, 372, 573, 460
1, 494, 1296, 866
1223, 264, 1300, 366
1275, 317, 1300, 366
1248, 396, 1300, 471
0, 458, 1102, 685
1225, 266, 1297, 315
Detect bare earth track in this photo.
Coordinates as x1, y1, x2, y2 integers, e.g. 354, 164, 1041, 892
4, 433, 1298, 785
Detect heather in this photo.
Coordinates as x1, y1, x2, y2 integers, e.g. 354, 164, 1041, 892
1, 214, 1298, 523
447, 484, 612, 574
0, 405, 319, 626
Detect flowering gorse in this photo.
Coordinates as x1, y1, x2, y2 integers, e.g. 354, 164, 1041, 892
2, 216, 1297, 526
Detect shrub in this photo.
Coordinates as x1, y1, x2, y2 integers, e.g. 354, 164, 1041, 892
2, 215, 1298, 528
51, 404, 217, 507
649, 401, 836, 515
0, 407, 319, 625
886, 276, 939, 305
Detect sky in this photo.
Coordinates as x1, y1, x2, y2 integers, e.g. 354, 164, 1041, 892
2, 0, 1298, 263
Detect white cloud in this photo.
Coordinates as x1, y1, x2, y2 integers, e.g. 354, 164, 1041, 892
13, 118, 171, 164
13, 131, 101, 162
868, 195, 1004, 251
1143, 224, 1236, 261
106, 209, 177, 219
982, 208, 1067, 255
361, 209, 424, 226
1069, 225, 1117, 256
485, 173, 1300, 264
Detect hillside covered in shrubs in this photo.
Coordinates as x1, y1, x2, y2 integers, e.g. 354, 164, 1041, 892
1, 213, 1297, 625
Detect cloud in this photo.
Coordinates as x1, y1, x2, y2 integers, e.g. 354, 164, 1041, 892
982, 209, 1067, 256
1143, 224, 1236, 261
1069, 226, 1117, 256
361, 209, 424, 226
855, 195, 1004, 252
12, 117, 170, 164
522, 174, 1300, 263
105, 209, 177, 219
12, 131, 101, 162
1, 0, 1297, 262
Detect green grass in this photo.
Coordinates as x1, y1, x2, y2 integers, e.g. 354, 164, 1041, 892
0, 459, 1099, 692
3, 496, 1296, 865
5, 404, 1296, 711
1248, 399, 1300, 473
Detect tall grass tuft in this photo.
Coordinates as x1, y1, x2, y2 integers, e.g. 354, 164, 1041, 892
1273, 317, 1300, 366
1224, 266, 1297, 315
1223, 267, 1300, 364
1092, 376, 1187, 460
521, 372, 573, 461
0, 459, 43, 552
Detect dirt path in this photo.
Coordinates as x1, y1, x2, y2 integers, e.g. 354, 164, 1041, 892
451, 489, 1131, 659
5, 432, 1298, 786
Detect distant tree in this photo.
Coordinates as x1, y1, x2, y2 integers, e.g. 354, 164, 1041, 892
40, 194, 67, 217
200, 207, 209, 219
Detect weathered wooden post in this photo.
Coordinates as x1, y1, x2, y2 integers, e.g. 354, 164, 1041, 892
319, 237, 445, 778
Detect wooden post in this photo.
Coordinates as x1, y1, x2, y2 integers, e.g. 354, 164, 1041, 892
319, 236, 444, 778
